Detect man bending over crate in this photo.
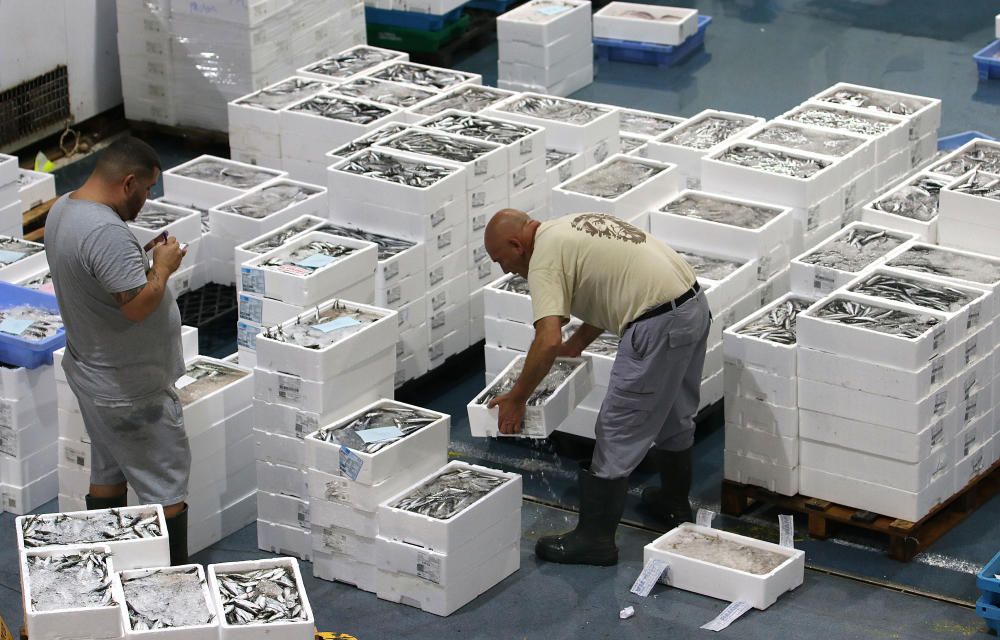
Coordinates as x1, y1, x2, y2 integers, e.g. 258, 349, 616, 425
484, 209, 710, 565
45, 136, 190, 564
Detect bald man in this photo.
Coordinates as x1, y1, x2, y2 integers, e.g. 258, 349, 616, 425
484, 209, 710, 566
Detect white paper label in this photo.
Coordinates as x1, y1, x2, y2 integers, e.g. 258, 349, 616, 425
930, 422, 945, 448
175, 375, 197, 389
686, 176, 701, 189
239, 295, 263, 324
930, 357, 944, 385
437, 230, 452, 250
278, 374, 302, 402
430, 208, 446, 227
696, 508, 715, 528
844, 182, 858, 209
932, 390, 948, 417
813, 268, 837, 294
472, 213, 486, 232
474, 159, 488, 176
383, 261, 400, 282
512, 167, 527, 187
431, 312, 446, 331
386, 285, 401, 306
241, 267, 265, 293
779, 514, 794, 548
806, 205, 820, 231
339, 445, 363, 480
416, 551, 441, 583
429, 266, 444, 286
429, 342, 445, 362
931, 326, 945, 352
294, 412, 317, 440
237, 322, 258, 350
323, 526, 347, 553
701, 601, 753, 632
64, 446, 87, 467
630, 558, 669, 596
471, 192, 486, 208
324, 477, 349, 504
432, 292, 447, 311
519, 138, 533, 156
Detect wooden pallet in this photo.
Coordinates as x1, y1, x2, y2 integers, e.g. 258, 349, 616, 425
721, 458, 1000, 562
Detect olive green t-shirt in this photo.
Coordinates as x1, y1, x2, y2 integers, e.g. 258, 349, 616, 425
527, 213, 697, 336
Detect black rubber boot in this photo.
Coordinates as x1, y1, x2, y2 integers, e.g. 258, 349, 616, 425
85, 493, 127, 510
165, 505, 189, 566
535, 467, 628, 566
640, 447, 693, 528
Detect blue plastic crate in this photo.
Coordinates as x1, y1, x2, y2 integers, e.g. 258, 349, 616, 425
978, 549, 1000, 608
938, 131, 997, 151
465, 0, 517, 13
594, 15, 712, 68
978, 595, 999, 634
365, 4, 464, 31
0, 281, 65, 369
974, 40, 1000, 81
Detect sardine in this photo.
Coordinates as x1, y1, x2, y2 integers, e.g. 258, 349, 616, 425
370, 62, 474, 90
661, 193, 781, 229
122, 567, 214, 630
214, 566, 306, 625
562, 158, 663, 198
736, 297, 812, 344
751, 123, 866, 157
301, 47, 400, 79
392, 468, 505, 519
289, 94, 393, 124
812, 297, 940, 338
717, 144, 829, 178
313, 403, 438, 454
659, 115, 757, 150
478, 359, 580, 406
819, 88, 925, 116
498, 95, 610, 125
799, 227, 905, 272
27, 549, 117, 612
412, 85, 513, 116
219, 182, 321, 219
338, 150, 456, 188
787, 105, 896, 136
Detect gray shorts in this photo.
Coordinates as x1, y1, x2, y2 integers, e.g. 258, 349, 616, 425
67, 380, 191, 506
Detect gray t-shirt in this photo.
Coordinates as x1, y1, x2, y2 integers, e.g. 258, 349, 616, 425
45, 194, 185, 402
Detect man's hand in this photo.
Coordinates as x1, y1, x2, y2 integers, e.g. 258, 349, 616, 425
151, 236, 186, 275
488, 391, 527, 435
143, 231, 168, 253
557, 341, 582, 358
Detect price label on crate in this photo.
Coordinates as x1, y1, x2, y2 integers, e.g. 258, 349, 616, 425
696, 508, 715, 528
512, 167, 527, 188
929, 357, 945, 386
432, 292, 447, 312
383, 261, 400, 283
779, 514, 794, 548
471, 192, 486, 209
519, 138, 533, 156
417, 551, 442, 584
339, 446, 363, 481
474, 159, 488, 176
429, 266, 444, 287
294, 412, 317, 440
806, 205, 820, 231
431, 312, 446, 331
323, 526, 348, 554
386, 285, 402, 306
431, 208, 446, 228
278, 374, 302, 402
239, 294, 263, 324
472, 213, 487, 232
241, 267, 265, 294
324, 477, 350, 504
437, 230, 452, 251
593, 140, 609, 164
237, 322, 259, 350
932, 389, 948, 417
701, 601, 753, 632
930, 421, 946, 449
812, 267, 838, 294
630, 558, 669, 596
477, 261, 492, 280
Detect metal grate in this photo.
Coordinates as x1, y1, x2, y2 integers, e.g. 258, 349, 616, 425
0, 66, 71, 148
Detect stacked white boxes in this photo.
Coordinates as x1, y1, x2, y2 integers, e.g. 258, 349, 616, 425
617, 108, 685, 159
328, 77, 441, 122
544, 148, 587, 192
375, 461, 521, 616
723, 294, 814, 496
861, 171, 949, 242
129, 200, 204, 299
593, 3, 699, 46
496, 0, 594, 97
933, 139, 1000, 256
16, 169, 56, 215
236, 229, 377, 365
0, 363, 58, 514
304, 399, 449, 591
118, 0, 366, 130
1, 154, 25, 236
363, 0, 466, 16
645, 110, 764, 191
253, 299, 399, 560
328, 146, 470, 371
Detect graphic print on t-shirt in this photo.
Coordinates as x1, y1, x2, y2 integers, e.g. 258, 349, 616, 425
570, 213, 646, 245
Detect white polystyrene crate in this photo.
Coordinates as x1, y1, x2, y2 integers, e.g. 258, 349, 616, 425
799, 407, 951, 465
644, 523, 804, 610
724, 362, 797, 408
417, 108, 546, 168
798, 375, 951, 434
699, 368, 724, 410
0, 236, 47, 282
209, 180, 328, 244
21, 544, 124, 640
256, 458, 308, 498
940, 170, 1000, 230
16, 505, 168, 570
428, 302, 469, 344
469, 356, 592, 438
0, 441, 54, 486
550, 155, 680, 218
162, 155, 285, 210
811, 82, 942, 141
229, 77, 336, 155
797, 345, 952, 404
304, 399, 449, 486
645, 110, 764, 184
722, 294, 810, 378
0, 154, 18, 188
651, 190, 794, 263
177, 356, 253, 431
483, 274, 533, 324
497, 55, 593, 90
253, 350, 395, 414
725, 422, 798, 468
937, 217, 1000, 258
883, 242, 1000, 309
310, 497, 378, 538
377, 461, 521, 552
796, 293, 948, 370
312, 221, 425, 289
376, 126, 509, 190
208, 557, 314, 640
296, 45, 408, 82
497, 0, 591, 43
777, 101, 909, 163
747, 120, 876, 182
723, 449, 799, 495
128, 201, 202, 248
485, 93, 618, 155
996, 12, 1000, 38
701, 140, 850, 210
799, 462, 953, 522
257, 490, 310, 530
692, 253, 760, 315
233, 214, 328, 267
17, 170, 56, 212
789, 223, 916, 298
800, 434, 951, 493
428, 323, 471, 369
366, 61, 480, 92
239, 231, 377, 306
254, 299, 398, 380
593, 3, 697, 45
860, 172, 943, 242
116, 564, 219, 640
546, 149, 586, 190
484, 316, 535, 352
280, 93, 405, 163
237, 294, 305, 330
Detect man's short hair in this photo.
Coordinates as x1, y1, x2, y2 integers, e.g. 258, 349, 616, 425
94, 136, 161, 182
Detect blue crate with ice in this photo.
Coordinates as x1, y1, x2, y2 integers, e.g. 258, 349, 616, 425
594, 15, 711, 68
0, 282, 65, 368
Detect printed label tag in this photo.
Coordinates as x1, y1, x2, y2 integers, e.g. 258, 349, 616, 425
241, 267, 265, 294
437, 230, 452, 251
278, 374, 302, 402
429, 342, 445, 362
275, 264, 311, 277
431, 208, 446, 228
296, 253, 338, 270
930, 422, 945, 448
386, 286, 402, 306
0, 318, 33, 336
813, 268, 837, 294
0, 404, 11, 428
519, 138, 533, 156
396, 341, 405, 358
630, 559, 669, 596
432, 292, 447, 312
696, 508, 715, 528
756, 257, 771, 281
686, 176, 701, 190
930, 358, 944, 385
512, 167, 527, 187
701, 601, 753, 632
843, 182, 858, 209
477, 261, 492, 279
239, 295, 263, 324
932, 390, 948, 416
431, 312, 446, 331
237, 322, 258, 350
383, 261, 400, 282
967, 306, 980, 329
294, 412, 317, 440
339, 446, 363, 481
964, 431, 977, 457
472, 213, 486, 232
964, 339, 978, 365
779, 514, 794, 548
429, 266, 444, 287
64, 446, 87, 468
297, 502, 310, 526
323, 526, 347, 553
593, 140, 609, 163
931, 326, 945, 352
473, 245, 488, 263
964, 398, 978, 424
0, 429, 14, 457
417, 551, 442, 583
397, 307, 410, 327
324, 477, 349, 504
471, 192, 486, 208
806, 205, 820, 231
474, 160, 488, 176
175, 375, 197, 389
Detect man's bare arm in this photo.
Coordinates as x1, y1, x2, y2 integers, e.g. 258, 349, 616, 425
561, 322, 603, 357
115, 264, 169, 323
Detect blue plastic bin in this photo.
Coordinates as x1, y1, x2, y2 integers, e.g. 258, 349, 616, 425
594, 15, 712, 68
365, 4, 464, 31
978, 549, 1000, 607
0, 281, 65, 369
974, 40, 1000, 81
938, 131, 997, 151
978, 596, 999, 634
465, 0, 518, 12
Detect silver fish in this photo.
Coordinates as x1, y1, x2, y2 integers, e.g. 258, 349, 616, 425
302, 47, 400, 79
236, 78, 334, 111
661, 193, 782, 229
289, 94, 393, 124
258, 241, 355, 273
545, 149, 575, 168
819, 89, 925, 116
176, 361, 249, 406
787, 106, 896, 136
262, 300, 382, 350
619, 110, 683, 137
717, 144, 829, 178
498, 95, 610, 125
245, 219, 324, 254
659, 115, 756, 150
751, 123, 866, 157
886, 245, 1000, 285
931, 143, 1000, 177
421, 113, 537, 146
382, 130, 496, 164
872, 175, 949, 222
331, 123, 412, 158
215, 566, 305, 625
799, 227, 905, 272
736, 297, 812, 344
123, 567, 215, 630
132, 202, 197, 230
813, 298, 940, 338
851, 273, 975, 312
313, 404, 438, 454
219, 183, 321, 219
412, 85, 513, 116
21, 508, 163, 547
172, 159, 279, 189
479, 359, 579, 406
338, 150, 456, 188
495, 274, 530, 294
950, 169, 1000, 199
370, 62, 473, 90
562, 158, 662, 198
27, 549, 117, 612
332, 78, 436, 108
677, 250, 745, 281
0, 305, 62, 341
392, 468, 505, 519
315, 223, 415, 261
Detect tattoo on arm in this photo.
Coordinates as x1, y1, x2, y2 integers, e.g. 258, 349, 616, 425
113, 284, 146, 307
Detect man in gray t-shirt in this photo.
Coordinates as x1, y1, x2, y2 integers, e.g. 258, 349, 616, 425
46, 136, 191, 565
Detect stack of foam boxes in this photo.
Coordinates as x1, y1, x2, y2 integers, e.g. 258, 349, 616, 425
236, 228, 377, 367
0, 155, 20, 237
160, 155, 288, 287
115, 0, 175, 125
545, 148, 587, 193
298, 45, 408, 88
128, 200, 203, 299
616, 108, 685, 159
792, 263, 992, 521
0, 237, 47, 284
304, 399, 449, 591
933, 138, 1000, 257
860, 170, 949, 242
375, 460, 522, 616
328, 146, 469, 372
412, 109, 547, 342
651, 191, 798, 405
496, 0, 593, 97
485, 93, 622, 213
253, 299, 399, 559
723, 294, 814, 496
645, 110, 764, 192
327, 74, 442, 121
16, 170, 56, 216
0, 363, 58, 514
